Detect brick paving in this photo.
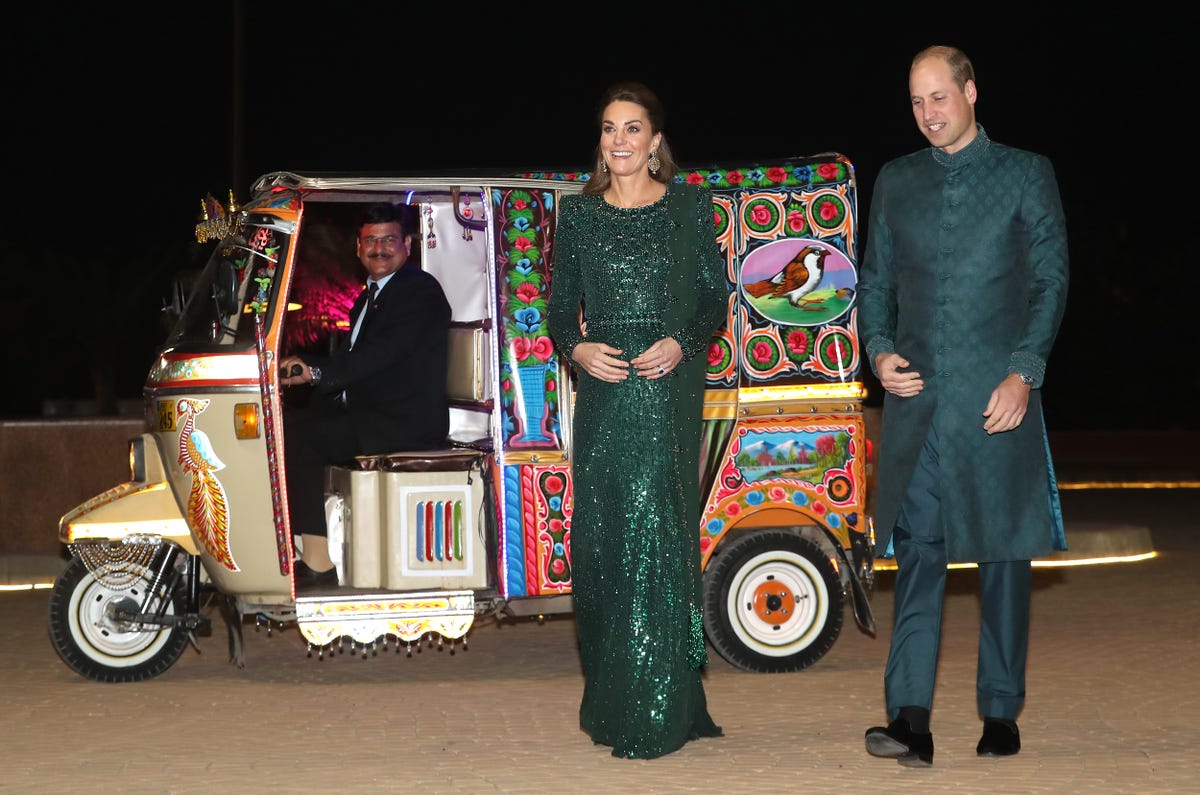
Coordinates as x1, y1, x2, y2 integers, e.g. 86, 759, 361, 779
2, 487, 1196, 794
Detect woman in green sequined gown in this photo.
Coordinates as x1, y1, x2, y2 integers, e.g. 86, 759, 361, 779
547, 82, 727, 759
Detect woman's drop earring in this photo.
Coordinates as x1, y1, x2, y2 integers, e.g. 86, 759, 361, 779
601, 158, 609, 173
647, 150, 661, 174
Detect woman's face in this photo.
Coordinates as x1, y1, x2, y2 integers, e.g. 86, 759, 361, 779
599, 100, 661, 177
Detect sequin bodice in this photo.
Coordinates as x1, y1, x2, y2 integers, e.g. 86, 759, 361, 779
570, 196, 671, 352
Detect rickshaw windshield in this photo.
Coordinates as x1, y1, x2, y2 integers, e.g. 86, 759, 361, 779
165, 220, 291, 350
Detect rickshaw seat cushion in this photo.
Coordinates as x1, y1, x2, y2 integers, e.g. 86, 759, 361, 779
353, 445, 487, 473
447, 322, 490, 403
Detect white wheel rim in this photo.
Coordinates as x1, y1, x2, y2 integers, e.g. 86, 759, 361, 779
723, 548, 829, 657
67, 570, 176, 666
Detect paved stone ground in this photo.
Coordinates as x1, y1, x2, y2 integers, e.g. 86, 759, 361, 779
2, 487, 1196, 794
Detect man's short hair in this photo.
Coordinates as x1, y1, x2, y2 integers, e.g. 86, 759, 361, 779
357, 202, 415, 237
912, 45, 975, 91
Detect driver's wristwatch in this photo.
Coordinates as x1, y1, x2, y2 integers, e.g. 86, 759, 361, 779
309, 366, 322, 385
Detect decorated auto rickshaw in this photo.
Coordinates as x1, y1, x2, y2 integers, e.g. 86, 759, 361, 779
49, 154, 876, 682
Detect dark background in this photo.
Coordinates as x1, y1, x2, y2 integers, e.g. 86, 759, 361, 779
5, 5, 1192, 429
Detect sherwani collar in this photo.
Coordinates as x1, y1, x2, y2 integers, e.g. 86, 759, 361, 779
931, 123, 990, 170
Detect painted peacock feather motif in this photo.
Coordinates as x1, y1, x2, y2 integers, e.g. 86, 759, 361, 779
176, 398, 239, 571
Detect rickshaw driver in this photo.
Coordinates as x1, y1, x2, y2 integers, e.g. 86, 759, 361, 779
279, 202, 452, 592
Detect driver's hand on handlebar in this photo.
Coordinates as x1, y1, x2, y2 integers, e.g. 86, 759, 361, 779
278, 356, 314, 386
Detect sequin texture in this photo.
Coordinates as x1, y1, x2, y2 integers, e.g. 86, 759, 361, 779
548, 185, 726, 759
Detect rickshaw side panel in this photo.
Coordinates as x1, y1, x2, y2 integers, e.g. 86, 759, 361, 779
488, 185, 576, 601
698, 159, 868, 564
145, 383, 290, 595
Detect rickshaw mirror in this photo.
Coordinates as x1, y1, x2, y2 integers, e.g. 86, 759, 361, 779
213, 258, 240, 316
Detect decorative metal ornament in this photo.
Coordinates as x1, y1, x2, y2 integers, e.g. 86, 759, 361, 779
648, 150, 661, 174
425, 204, 437, 249
461, 193, 473, 241
71, 536, 161, 589
601, 158, 609, 173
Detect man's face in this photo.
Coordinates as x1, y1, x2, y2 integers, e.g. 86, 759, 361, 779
909, 57, 977, 155
356, 221, 410, 279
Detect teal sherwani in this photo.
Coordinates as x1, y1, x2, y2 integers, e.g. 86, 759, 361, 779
859, 125, 1068, 563
858, 125, 1069, 721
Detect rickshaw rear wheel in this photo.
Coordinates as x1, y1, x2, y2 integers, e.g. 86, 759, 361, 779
48, 556, 190, 682
702, 530, 844, 673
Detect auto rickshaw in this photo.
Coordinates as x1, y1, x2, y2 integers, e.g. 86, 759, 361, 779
49, 155, 876, 682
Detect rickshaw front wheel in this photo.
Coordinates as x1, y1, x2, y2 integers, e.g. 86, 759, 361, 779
702, 530, 845, 673
48, 556, 190, 683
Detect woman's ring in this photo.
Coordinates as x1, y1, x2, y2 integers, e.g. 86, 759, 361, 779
658, 366, 665, 375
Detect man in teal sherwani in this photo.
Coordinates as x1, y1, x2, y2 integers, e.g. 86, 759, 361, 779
857, 45, 1069, 767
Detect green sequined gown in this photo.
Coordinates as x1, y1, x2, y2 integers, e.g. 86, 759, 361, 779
548, 183, 727, 759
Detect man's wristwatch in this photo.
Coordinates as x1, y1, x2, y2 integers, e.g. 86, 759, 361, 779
309, 366, 322, 385
1016, 372, 1034, 386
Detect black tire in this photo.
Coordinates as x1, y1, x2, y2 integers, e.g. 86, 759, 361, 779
703, 530, 844, 673
47, 556, 189, 682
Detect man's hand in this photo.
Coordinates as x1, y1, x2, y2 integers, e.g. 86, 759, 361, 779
876, 352, 924, 398
279, 356, 315, 386
982, 373, 1031, 435
572, 341, 629, 383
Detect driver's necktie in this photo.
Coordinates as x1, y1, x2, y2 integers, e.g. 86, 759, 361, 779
349, 282, 378, 351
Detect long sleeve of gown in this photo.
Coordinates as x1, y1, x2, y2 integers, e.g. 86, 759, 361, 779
667, 186, 727, 361
547, 194, 585, 359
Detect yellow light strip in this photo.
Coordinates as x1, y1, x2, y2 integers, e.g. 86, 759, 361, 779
1032, 551, 1159, 567
872, 549, 1159, 572
1058, 480, 1200, 490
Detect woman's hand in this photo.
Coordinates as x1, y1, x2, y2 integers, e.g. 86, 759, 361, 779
631, 337, 682, 379
572, 341, 630, 382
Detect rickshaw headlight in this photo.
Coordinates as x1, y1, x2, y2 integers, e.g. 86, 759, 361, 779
129, 437, 147, 482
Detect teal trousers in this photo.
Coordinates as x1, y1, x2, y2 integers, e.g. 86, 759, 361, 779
884, 425, 1031, 722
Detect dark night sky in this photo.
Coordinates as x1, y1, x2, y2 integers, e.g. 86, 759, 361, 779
5, 5, 1193, 429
